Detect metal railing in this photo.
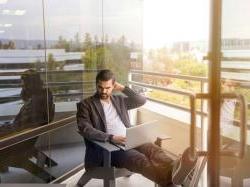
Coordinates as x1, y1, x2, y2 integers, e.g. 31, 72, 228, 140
128, 70, 250, 129
0, 115, 76, 150
128, 70, 249, 159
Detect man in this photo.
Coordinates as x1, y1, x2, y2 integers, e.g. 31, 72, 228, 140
76, 69, 197, 186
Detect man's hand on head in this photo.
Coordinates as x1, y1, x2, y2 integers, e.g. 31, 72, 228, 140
113, 82, 125, 92
111, 135, 126, 145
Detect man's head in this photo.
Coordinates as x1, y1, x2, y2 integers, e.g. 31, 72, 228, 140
20, 69, 43, 100
96, 69, 115, 100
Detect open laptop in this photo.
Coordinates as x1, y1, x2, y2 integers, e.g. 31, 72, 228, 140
113, 120, 169, 150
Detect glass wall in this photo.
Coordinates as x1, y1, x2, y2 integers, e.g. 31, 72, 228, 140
219, 0, 250, 186
0, 0, 143, 183
0, 0, 52, 183
141, 0, 209, 113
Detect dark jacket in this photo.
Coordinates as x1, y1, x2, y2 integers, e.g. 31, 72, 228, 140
76, 86, 146, 168
0, 89, 54, 138
0, 89, 54, 166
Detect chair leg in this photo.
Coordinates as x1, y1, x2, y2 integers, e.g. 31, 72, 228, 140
77, 172, 92, 186
36, 150, 57, 168
18, 159, 55, 182
104, 179, 116, 187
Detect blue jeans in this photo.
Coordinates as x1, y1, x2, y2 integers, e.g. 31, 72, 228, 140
111, 143, 174, 187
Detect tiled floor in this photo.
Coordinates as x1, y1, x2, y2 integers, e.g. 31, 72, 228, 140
62, 169, 155, 187
61, 169, 250, 187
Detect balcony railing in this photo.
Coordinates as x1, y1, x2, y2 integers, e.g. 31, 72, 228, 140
128, 70, 250, 130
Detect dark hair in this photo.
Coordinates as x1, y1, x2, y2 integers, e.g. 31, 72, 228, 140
96, 69, 115, 84
21, 69, 44, 100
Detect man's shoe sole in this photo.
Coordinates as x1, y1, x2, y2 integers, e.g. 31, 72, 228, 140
172, 147, 197, 185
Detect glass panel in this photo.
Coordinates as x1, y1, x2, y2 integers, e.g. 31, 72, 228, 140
41, 0, 103, 180
220, 0, 250, 186
141, 1, 209, 186
142, 0, 209, 147
103, 0, 143, 84
141, 0, 209, 115
0, 0, 53, 183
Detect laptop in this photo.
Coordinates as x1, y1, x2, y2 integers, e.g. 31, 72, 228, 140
113, 120, 168, 150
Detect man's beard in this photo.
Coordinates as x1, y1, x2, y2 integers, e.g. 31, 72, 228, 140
99, 93, 109, 100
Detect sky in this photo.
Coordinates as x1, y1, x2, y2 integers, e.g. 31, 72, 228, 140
143, 0, 209, 48
0, 0, 250, 49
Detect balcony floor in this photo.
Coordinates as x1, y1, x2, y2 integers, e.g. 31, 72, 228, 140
62, 169, 156, 187
61, 168, 249, 187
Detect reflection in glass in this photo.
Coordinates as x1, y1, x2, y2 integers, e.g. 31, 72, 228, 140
0, 69, 54, 138
0, 0, 144, 184
0, 70, 56, 183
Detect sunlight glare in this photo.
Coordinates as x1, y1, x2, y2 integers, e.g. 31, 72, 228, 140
143, 0, 209, 49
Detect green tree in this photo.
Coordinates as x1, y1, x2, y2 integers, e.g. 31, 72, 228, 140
83, 33, 92, 50
83, 34, 131, 84
146, 47, 174, 73
74, 32, 81, 51
174, 57, 207, 76
55, 36, 70, 51
117, 35, 126, 46
47, 53, 57, 90
94, 35, 99, 45
34, 59, 42, 71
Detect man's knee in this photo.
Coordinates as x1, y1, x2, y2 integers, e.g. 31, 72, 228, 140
136, 142, 158, 152
112, 149, 150, 169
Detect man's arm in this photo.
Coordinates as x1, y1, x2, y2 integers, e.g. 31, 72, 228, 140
114, 82, 146, 110
76, 102, 111, 142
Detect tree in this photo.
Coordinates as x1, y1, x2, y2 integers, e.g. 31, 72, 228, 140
47, 53, 56, 71
94, 35, 99, 45
174, 57, 207, 76
35, 59, 42, 71
83, 34, 133, 84
55, 36, 70, 51
84, 45, 107, 70
74, 32, 81, 51
104, 34, 109, 44
146, 47, 174, 73
83, 33, 92, 50
117, 35, 126, 46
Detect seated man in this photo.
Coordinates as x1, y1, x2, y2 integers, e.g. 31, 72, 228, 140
76, 69, 197, 187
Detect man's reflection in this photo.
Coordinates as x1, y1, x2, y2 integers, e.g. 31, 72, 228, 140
0, 69, 56, 182
0, 69, 54, 137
